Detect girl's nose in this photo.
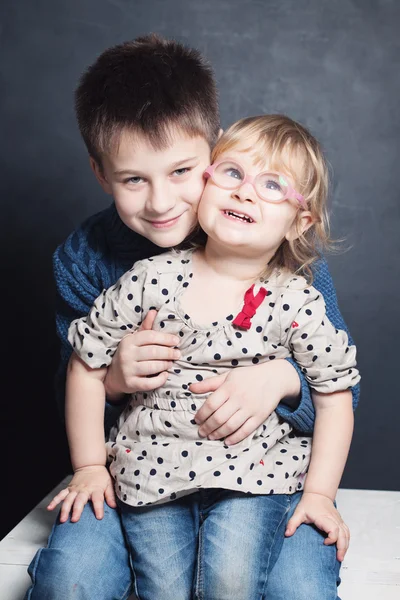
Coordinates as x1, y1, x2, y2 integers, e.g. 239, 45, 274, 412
231, 181, 257, 203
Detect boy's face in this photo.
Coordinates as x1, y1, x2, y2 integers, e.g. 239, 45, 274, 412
92, 128, 211, 247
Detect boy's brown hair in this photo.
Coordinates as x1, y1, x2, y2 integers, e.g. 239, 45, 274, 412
75, 33, 220, 166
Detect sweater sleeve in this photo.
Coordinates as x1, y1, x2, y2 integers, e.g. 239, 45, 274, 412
53, 212, 120, 419
276, 257, 361, 433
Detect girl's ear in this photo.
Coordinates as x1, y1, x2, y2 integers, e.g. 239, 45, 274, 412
89, 157, 113, 195
285, 211, 314, 242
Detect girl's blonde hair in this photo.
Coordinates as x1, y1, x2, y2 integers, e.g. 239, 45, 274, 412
211, 115, 332, 282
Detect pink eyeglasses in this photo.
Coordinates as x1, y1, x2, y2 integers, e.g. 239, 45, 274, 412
204, 159, 305, 207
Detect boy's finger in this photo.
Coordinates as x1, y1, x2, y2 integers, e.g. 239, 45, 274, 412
136, 360, 174, 376
138, 309, 158, 332
136, 345, 180, 362
190, 373, 228, 395
137, 371, 170, 391
204, 408, 244, 440
194, 387, 229, 425
134, 330, 180, 348
224, 416, 260, 446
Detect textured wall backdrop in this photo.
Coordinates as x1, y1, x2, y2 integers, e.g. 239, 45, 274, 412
1, 0, 399, 537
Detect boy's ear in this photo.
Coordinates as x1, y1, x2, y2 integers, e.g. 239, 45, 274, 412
285, 211, 314, 242
89, 157, 112, 194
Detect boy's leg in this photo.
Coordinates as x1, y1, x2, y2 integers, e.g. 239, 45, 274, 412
119, 495, 200, 600
194, 489, 290, 600
265, 491, 342, 600
25, 503, 133, 600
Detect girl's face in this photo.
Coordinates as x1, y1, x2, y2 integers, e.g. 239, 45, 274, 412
198, 144, 313, 263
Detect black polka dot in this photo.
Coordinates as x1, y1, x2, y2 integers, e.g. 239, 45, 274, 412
134, 470, 140, 476
158, 488, 164, 494
257, 480, 263, 486
305, 309, 312, 316
283, 304, 290, 311
235, 332, 242, 338
157, 457, 163, 464
312, 355, 318, 362
256, 326, 262, 333
127, 294, 133, 301
326, 347, 331, 352
149, 469, 157, 476
189, 471, 196, 480
213, 471, 221, 477
206, 456, 212, 462
165, 421, 172, 427
252, 357, 259, 364
214, 353, 221, 360
242, 348, 248, 354
307, 344, 313, 351
181, 451, 189, 457
196, 374, 203, 381
120, 468, 125, 474
301, 333, 308, 339
162, 288, 169, 296
237, 477, 242, 484
231, 359, 238, 366
269, 355, 276, 360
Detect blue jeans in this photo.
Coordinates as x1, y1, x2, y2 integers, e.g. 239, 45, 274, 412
25, 491, 341, 600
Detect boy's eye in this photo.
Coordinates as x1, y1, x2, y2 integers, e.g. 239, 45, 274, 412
172, 167, 190, 177
125, 176, 145, 185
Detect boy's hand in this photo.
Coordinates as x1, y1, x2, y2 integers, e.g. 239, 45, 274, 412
190, 360, 300, 445
47, 465, 116, 523
285, 492, 350, 562
104, 310, 180, 399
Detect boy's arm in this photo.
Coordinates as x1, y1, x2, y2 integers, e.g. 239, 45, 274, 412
276, 257, 360, 432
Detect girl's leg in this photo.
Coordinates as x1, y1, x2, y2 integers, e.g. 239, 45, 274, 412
194, 489, 290, 600
25, 502, 133, 600
265, 492, 342, 600
119, 495, 200, 600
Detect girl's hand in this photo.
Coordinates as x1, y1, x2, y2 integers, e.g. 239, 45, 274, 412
190, 359, 300, 445
47, 465, 116, 523
285, 492, 350, 562
104, 310, 181, 400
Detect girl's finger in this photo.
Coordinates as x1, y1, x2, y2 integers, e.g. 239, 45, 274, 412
70, 491, 89, 523
91, 490, 106, 520
335, 526, 350, 562
47, 487, 69, 511
137, 371, 170, 391
59, 491, 78, 523
104, 484, 117, 509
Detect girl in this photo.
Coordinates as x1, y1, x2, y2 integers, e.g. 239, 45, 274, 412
51, 115, 359, 600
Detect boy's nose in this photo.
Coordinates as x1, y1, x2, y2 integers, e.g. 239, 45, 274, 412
146, 187, 176, 214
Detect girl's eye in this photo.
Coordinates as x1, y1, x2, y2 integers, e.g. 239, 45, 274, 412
226, 168, 242, 180
265, 179, 282, 192
172, 167, 190, 176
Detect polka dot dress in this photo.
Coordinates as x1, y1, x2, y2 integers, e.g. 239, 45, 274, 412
69, 249, 360, 507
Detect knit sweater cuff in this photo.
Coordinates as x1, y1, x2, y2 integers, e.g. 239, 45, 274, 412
275, 357, 315, 434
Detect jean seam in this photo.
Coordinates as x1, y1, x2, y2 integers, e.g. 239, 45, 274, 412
261, 495, 291, 599
194, 508, 204, 600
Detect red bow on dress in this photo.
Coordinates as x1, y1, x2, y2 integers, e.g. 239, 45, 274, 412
232, 284, 267, 330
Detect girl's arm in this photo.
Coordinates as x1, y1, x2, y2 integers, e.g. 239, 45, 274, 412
285, 390, 353, 562
47, 354, 116, 523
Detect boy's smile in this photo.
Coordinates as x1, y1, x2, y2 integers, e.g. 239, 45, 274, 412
92, 128, 211, 247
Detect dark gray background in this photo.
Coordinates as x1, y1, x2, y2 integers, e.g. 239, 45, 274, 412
1, 0, 399, 538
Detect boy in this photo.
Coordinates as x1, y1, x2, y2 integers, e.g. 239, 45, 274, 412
26, 34, 358, 599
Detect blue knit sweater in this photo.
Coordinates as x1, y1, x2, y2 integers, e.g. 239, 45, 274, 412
53, 203, 360, 434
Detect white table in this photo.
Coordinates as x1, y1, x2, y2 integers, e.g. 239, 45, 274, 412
1, 478, 399, 599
